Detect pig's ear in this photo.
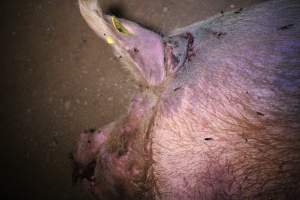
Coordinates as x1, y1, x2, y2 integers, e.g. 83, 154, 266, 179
79, 0, 166, 86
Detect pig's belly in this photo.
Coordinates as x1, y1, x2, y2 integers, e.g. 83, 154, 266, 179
151, 82, 300, 200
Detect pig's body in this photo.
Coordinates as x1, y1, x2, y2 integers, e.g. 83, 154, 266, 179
73, 0, 300, 199
153, 2, 300, 199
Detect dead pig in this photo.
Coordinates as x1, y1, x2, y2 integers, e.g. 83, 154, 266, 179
72, 0, 300, 199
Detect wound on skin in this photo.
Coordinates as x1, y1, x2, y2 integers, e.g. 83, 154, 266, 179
256, 111, 265, 116
234, 8, 243, 14
174, 86, 182, 92
182, 32, 196, 62
278, 24, 294, 31
212, 31, 227, 39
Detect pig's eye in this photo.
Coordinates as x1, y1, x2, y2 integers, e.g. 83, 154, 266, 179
112, 16, 131, 35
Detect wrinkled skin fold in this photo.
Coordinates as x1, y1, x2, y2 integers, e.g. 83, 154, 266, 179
72, 0, 300, 199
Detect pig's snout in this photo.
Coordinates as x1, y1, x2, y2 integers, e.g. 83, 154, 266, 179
71, 129, 106, 184
73, 129, 108, 165
72, 93, 157, 199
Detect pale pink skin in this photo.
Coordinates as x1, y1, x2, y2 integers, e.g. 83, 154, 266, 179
73, 0, 300, 199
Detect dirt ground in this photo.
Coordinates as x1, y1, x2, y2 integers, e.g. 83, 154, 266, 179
1, 0, 263, 199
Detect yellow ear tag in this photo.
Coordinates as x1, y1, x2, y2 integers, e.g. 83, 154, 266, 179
106, 36, 115, 44
112, 16, 130, 35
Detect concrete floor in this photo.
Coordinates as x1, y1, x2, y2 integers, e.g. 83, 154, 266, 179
1, 0, 263, 199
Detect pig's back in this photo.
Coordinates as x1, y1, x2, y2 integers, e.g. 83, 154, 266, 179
152, 0, 300, 199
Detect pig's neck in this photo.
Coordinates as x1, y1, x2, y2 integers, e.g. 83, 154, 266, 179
126, 91, 159, 132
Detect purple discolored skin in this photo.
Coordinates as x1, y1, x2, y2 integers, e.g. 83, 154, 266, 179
72, 0, 300, 199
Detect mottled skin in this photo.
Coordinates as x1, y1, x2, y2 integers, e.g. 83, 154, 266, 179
73, 0, 300, 199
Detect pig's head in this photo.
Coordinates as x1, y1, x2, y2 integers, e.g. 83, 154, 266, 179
71, 92, 157, 199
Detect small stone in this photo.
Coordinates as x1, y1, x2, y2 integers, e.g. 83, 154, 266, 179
163, 7, 168, 12
52, 137, 58, 146
64, 101, 71, 110
82, 70, 88, 74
